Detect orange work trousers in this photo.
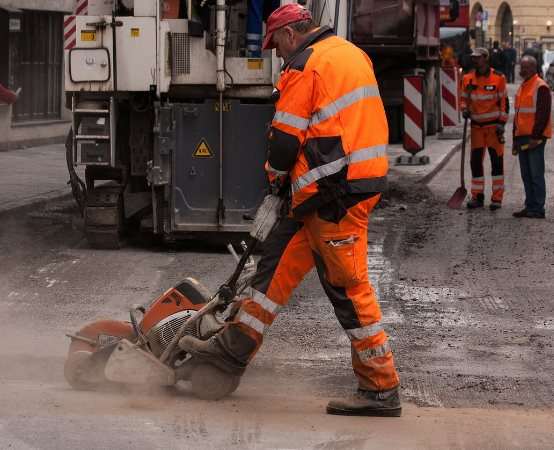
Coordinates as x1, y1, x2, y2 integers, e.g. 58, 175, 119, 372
217, 195, 400, 392
470, 125, 505, 204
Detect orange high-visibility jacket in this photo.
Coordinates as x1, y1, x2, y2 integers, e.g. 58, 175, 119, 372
514, 74, 552, 138
461, 69, 508, 126
266, 27, 388, 217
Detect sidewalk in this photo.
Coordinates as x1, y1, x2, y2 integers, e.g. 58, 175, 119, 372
388, 132, 462, 184
0, 144, 70, 212
0, 136, 462, 213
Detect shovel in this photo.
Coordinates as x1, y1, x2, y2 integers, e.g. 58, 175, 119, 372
447, 117, 468, 209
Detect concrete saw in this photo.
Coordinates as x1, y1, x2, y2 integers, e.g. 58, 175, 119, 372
64, 194, 283, 400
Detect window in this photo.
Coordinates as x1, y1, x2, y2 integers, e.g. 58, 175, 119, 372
9, 10, 63, 122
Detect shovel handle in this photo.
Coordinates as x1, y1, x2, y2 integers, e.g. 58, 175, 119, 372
460, 117, 468, 189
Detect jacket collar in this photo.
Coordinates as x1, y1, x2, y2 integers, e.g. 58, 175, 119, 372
474, 67, 491, 78
282, 26, 334, 70
522, 73, 539, 86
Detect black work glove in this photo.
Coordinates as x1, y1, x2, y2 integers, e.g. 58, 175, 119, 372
462, 109, 471, 119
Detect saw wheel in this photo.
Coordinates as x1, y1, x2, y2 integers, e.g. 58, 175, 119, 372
190, 364, 241, 401
64, 350, 105, 390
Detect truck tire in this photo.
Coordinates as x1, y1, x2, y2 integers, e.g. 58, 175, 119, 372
84, 185, 125, 249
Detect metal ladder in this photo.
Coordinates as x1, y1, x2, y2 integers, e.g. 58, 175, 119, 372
71, 94, 116, 167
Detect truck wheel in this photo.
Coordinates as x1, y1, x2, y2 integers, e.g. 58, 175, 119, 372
84, 186, 124, 249
190, 364, 241, 400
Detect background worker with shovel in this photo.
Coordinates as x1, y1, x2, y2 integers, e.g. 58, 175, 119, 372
460, 48, 509, 211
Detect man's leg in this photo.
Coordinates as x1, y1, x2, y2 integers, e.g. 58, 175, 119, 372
246, 0, 264, 57
527, 142, 546, 215
487, 127, 505, 210
468, 126, 486, 208
180, 218, 315, 371
304, 196, 401, 416
518, 148, 534, 212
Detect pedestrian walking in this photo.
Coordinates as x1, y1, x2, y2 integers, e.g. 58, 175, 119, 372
0, 83, 19, 104
180, 3, 402, 417
502, 42, 517, 83
461, 48, 509, 210
490, 41, 506, 75
512, 55, 552, 219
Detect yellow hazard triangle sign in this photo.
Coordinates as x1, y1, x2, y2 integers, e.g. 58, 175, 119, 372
193, 139, 213, 158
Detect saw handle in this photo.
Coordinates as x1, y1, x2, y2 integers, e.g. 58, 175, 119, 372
219, 236, 258, 302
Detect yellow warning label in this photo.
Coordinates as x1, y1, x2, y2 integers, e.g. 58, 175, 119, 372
247, 58, 264, 70
214, 102, 231, 112
80, 30, 96, 41
131, 28, 140, 37
193, 139, 213, 158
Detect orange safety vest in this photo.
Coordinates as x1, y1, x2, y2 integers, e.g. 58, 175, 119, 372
271, 27, 388, 216
514, 74, 553, 138
461, 69, 508, 125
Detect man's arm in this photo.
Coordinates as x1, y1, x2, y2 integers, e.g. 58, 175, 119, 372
498, 74, 508, 123
266, 67, 314, 178
531, 85, 552, 140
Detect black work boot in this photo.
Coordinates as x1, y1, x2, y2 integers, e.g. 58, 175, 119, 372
489, 201, 502, 211
467, 194, 484, 209
326, 387, 402, 417
179, 335, 247, 376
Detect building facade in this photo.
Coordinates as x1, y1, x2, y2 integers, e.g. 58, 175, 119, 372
0, 0, 73, 149
470, 1, 554, 54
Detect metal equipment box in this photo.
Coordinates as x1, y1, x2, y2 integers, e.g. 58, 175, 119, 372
171, 100, 274, 232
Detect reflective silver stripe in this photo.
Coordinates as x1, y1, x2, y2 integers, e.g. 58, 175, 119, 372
492, 175, 504, 181
471, 111, 501, 121
346, 322, 383, 340
237, 311, 266, 335
292, 144, 387, 193
249, 288, 281, 315
492, 184, 504, 191
247, 44, 260, 51
357, 341, 391, 362
266, 163, 288, 176
471, 184, 484, 191
461, 92, 469, 98
246, 33, 262, 40
516, 107, 535, 113
470, 93, 497, 100
273, 110, 310, 131
310, 85, 380, 126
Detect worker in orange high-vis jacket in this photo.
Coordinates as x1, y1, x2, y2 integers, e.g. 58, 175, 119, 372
461, 47, 508, 211
180, 3, 401, 417
512, 55, 552, 219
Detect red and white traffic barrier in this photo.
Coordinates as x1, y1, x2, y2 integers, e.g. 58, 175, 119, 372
64, 0, 88, 50
440, 67, 460, 127
403, 75, 425, 154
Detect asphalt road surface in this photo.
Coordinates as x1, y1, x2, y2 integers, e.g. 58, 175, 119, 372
0, 123, 552, 448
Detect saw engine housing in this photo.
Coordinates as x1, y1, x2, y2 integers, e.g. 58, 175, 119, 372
139, 278, 223, 357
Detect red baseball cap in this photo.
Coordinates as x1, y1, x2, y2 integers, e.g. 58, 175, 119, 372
262, 4, 313, 51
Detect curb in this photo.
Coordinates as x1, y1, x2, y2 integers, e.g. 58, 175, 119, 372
417, 140, 462, 185
0, 191, 73, 216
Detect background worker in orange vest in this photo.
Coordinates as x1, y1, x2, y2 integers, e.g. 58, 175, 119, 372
461, 47, 509, 210
512, 55, 552, 219
181, 4, 402, 417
